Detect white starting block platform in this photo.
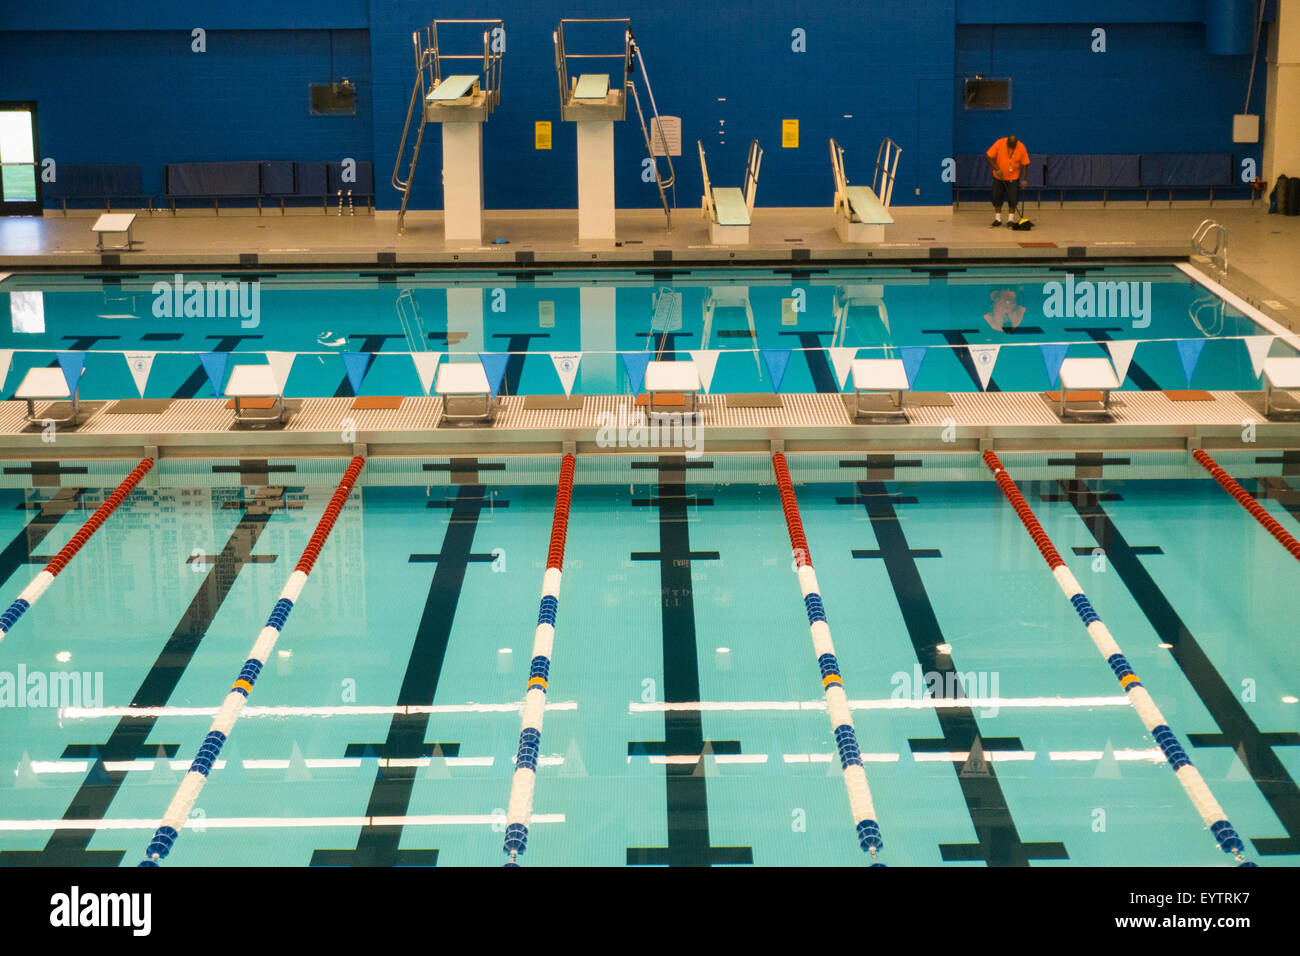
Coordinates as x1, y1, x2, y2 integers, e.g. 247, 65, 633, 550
1262, 357, 1300, 418
1057, 357, 1121, 420
644, 359, 701, 415
436, 362, 495, 425
92, 213, 136, 251
850, 358, 909, 421
225, 364, 286, 425
15, 367, 82, 425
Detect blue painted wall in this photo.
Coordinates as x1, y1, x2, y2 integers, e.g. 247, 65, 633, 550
954, 21, 1266, 171
0, 0, 1273, 210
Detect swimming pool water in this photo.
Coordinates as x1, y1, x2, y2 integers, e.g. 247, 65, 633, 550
0, 458, 1295, 866
2, 265, 1294, 399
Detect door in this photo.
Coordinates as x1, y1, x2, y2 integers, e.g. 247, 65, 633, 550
0, 102, 41, 215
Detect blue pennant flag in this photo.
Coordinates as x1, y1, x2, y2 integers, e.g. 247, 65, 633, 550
1039, 343, 1069, 388
1175, 338, 1206, 386
478, 352, 511, 400
761, 349, 792, 394
341, 352, 373, 395
621, 353, 651, 395
55, 352, 86, 396
199, 352, 230, 396
900, 346, 928, 388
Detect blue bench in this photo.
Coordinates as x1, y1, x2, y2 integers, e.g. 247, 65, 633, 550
953, 154, 1046, 208
1140, 153, 1237, 206
159, 160, 374, 214
43, 164, 153, 215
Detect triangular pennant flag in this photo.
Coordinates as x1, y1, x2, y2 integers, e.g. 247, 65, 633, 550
1176, 338, 1206, 386
1039, 343, 1069, 388
421, 753, 452, 780
828, 347, 857, 390
960, 736, 990, 777
549, 352, 582, 398
149, 744, 178, 784
199, 352, 230, 396
341, 352, 373, 395
123, 352, 156, 398
55, 352, 86, 396
687, 350, 721, 393
1105, 340, 1137, 385
761, 348, 792, 394
285, 741, 313, 782
265, 351, 296, 393
694, 741, 720, 778
900, 346, 928, 388
221, 738, 246, 780
13, 751, 40, 789
1094, 739, 1121, 779
411, 352, 442, 395
967, 345, 1000, 391
621, 352, 651, 395
478, 352, 511, 400
559, 738, 587, 777
0, 350, 12, 393
1225, 746, 1252, 782
1244, 335, 1274, 379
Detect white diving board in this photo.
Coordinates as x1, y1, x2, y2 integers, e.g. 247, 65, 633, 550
699, 139, 761, 244
831, 138, 899, 243
712, 187, 750, 226
573, 74, 610, 100
845, 186, 894, 225
428, 74, 480, 102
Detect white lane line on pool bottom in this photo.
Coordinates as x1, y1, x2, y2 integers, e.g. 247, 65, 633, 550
0, 813, 566, 833
59, 701, 579, 720
628, 695, 1130, 713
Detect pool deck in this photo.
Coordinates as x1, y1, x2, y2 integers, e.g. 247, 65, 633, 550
1, 203, 1299, 462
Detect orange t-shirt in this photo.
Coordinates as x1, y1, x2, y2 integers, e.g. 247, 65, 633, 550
987, 138, 1029, 181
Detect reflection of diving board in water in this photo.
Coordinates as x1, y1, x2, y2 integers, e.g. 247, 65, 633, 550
832, 284, 891, 348
830, 138, 898, 243
392, 19, 504, 239
700, 139, 761, 245
702, 286, 761, 373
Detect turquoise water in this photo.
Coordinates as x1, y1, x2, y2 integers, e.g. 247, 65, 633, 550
1, 265, 1294, 398
0, 457, 1296, 867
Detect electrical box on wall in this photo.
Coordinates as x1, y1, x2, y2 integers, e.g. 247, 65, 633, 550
1232, 114, 1259, 143
309, 80, 356, 116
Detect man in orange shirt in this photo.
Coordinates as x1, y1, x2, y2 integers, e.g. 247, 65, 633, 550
985, 135, 1029, 227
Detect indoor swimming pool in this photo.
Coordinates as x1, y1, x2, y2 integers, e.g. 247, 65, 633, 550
2, 264, 1294, 400
0, 453, 1295, 867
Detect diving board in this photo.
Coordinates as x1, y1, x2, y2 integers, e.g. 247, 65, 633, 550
428, 74, 480, 102
830, 138, 899, 243
700, 139, 762, 244
573, 73, 610, 100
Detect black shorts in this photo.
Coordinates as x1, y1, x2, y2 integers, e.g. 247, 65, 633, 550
991, 178, 1020, 210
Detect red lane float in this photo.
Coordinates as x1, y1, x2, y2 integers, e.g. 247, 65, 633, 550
1192, 450, 1300, 562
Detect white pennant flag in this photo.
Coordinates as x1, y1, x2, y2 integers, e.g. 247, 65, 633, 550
968, 345, 1000, 391
549, 352, 582, 398
412, 352, 443, 395
123, 352, 156, 398
828, 347, 857, 389
1244, 335, 1274, 379
1104, 340, 1138, 386
0, 350, 12, 393
687, 350, 721, 392
265, 351, 297, 393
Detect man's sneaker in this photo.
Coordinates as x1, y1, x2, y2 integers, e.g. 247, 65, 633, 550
990, 220, 1002, 228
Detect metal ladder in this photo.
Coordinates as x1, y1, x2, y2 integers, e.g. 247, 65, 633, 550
392, 20, 503, 235
396, 289, 428, 352
1192, 219, 1227, 275
646, 287, 683, 358
627, 32, 676, 229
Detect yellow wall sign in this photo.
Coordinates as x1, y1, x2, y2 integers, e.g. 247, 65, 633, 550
782, 119, 799, 148
535, 121, 552, 150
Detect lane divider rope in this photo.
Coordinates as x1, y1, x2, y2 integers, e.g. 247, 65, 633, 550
139, 455, 365, 866
502, 453, 576, 866
771, 452, 884, 862
1192, 449, 1300, 562
0, 457, 155, 648
983, 451, 1253, 865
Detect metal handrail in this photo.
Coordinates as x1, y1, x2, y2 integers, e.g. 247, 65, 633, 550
873, 137, 901, 209
1192, 218, 1227, 274
554, 18, 633, 103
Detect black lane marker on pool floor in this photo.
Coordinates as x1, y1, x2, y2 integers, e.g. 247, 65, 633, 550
171, 335, 265, 398
0, 487, 289, 866
1054, 479, 1300, 857
844, 479, 1068, 865
311, 475, 503, 867
778, 329, 837, 393
920, 329, 1002, 392
0, 488, 87, 588
627, 457, 753, 866
490, 332, 550, 397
